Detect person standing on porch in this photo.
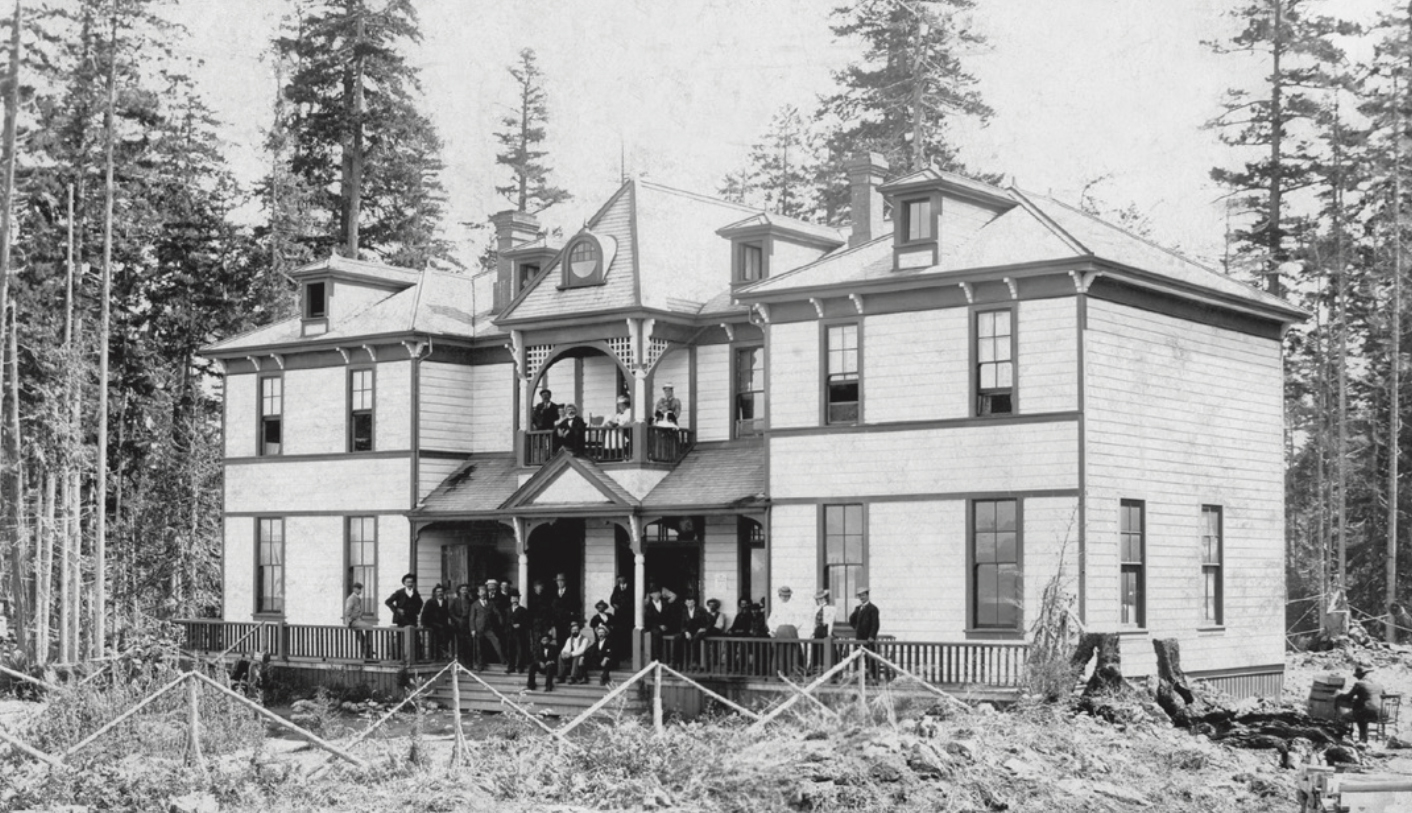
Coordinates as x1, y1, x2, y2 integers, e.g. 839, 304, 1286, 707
505, 589, 531, 673
681, 596, 715, 669
449, 583, 473, 668
343, 583, 373, 660
653, 383, 682, 426
468, 584, 507, 672
487, 578, 510, 617
644, 585, 670, 662
385, 574, 423, 627
849, 587, 881, 682
768, 585, 804, 675
551, 572, 577, 645
420, 585, 452, 661
808, 589, 837, 672
530, 579, 554, 644
531, 387, 560, 431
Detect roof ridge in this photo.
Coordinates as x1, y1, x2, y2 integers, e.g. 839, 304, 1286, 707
636, 179, 761, 214
1007, 187, 1091, 256
737, 233, 891, 292
206, 314, 300, 351
1025, 189, 1217, 273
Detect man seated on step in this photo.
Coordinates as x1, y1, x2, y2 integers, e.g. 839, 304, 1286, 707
559, 620, 594, 684
526, 632, 558, 692
587, 623, 615, 686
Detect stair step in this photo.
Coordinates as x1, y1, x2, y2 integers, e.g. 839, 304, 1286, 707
425, 672, 645, 715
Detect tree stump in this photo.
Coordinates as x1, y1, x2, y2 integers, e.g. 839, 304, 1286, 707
1071, 632, 1123, 697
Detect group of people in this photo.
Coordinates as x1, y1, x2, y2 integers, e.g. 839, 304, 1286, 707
529, 383, 685, 456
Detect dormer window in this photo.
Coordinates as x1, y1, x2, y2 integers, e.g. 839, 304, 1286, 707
516, 263, 540, 294
903, 199, 933, 242
740, 243, 764, 282
305, 281, 327, 319
565, 239, 602, 286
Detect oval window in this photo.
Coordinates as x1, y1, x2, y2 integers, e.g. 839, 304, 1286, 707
569, 241, 600, 281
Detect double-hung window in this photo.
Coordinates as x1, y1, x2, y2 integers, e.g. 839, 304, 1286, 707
823, 504, 865, 619
349, 368, 374, 452
825, 323, 860, 424
1201, 506, 1223, 625
734, 346, 764, 436
347, 516, 377, 617
256, 518, 285, 615
1120, 500, 1145, 627
259, 376, 283, 456
740, 243, 764, 282
973, 499, 1020, 629
976, 309, 1014, 415
904, 198, 933, 242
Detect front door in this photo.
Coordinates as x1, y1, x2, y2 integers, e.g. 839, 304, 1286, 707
527, 519, 585, 613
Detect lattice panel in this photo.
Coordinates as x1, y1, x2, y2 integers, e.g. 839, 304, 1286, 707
646, 338, 670, 369
606, 336, 634, 368
526, 344, 554, 379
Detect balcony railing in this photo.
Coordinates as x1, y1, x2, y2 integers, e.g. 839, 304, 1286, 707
177, 619, 439, 667
520, 424, 695, 467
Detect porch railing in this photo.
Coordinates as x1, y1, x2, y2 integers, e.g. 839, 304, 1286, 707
643, 634, 1028, 688
177, 619, 440, 667
520, 424, 695, 467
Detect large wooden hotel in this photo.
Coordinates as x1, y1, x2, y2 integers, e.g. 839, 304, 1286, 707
201, 154, 1303, 696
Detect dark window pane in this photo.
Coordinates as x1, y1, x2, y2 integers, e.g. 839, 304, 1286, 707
827, 402, 859, 423
978, 393, 1012, 415
975, 532, 996, 564
997, 565, 1020, 627
351, 412, 373, 452
306, 282, 326, 318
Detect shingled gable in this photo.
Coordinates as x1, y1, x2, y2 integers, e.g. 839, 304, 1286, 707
736, 168, 1306, 324
500, 451, 640, 513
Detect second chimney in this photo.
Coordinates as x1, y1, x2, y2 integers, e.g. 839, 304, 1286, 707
846, 152, 889, 248
490, 210, 541, 313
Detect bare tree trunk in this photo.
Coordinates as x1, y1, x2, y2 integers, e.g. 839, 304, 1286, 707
1390, 64, 1405, 644
0, 0, 21, 656
36, 471, 55, 661
7, 298, 26, 655
95, 11, 118, 655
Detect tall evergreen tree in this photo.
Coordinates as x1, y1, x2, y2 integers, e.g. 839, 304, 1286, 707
273, 0, 452, 269
494, 47, 570, 215
745, 105, 817, 220
815, 0, 993, 221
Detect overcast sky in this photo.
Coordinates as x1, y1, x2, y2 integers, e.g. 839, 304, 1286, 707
164, 0, 1333, 270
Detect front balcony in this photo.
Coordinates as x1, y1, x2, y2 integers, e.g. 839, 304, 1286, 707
518, 424, 695, 467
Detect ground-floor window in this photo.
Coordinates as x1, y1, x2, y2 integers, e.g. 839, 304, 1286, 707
738, 517, 767, 606
256, 517, 285, 615
1201, 505, 1223, 625
347, 516, 377, 617
1120, 500, 1145, 628
971, 499, 1020, 629
822, 504, 866, 619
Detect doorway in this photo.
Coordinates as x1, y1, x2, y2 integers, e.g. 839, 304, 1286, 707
527, 518, 585, 601
643, 516, 705, 600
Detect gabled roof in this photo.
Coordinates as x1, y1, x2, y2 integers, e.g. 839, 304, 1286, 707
737, 172, 1304, 322
716, 211, 846, 247
202, 268, 484, 355
643, 440, 766, 510
500, 451, 640, 512
289, 254, 423, 287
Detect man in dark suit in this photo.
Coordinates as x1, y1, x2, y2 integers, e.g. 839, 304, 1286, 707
550, 572, 577, 645
448, 583, 473, 668
553, 404, 587, 455
680, 596, 715, 669
468, 584, 506, 672
531, 387, 560, 431
487, 578, 510, 616
587, 623, 616, 685
384, 573, 423, 661
526, 632, 558, 692
504, 589, 532, 673
419, 585, 452, 660
643, 585, 669, 663
849, 587, 881, 681
529, 579, 555, 644
609, 575, 633, 659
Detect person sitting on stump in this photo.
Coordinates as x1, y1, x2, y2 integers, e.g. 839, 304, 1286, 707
1337, 662, 1385, 743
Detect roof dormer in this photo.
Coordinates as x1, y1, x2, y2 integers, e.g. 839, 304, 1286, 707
288, 255, 420, 337
717, 213, 844, 286
560, 229, 617, 289
502, 237, 560, 302
879, 169, 1017, 273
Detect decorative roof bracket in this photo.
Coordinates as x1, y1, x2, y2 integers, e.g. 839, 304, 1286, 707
849, 293, 865, 315
958, 282, 974, 304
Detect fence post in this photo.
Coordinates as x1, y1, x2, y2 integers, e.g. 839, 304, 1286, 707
403, 626, 416, 668
858, 654, 867, 715
186, 674, 205, 772
277, 622, 289, 662
653, 662, 664, 735
449, 663, 467, 764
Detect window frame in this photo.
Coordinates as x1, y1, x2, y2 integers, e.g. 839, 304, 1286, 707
348, 365, 376, 453
1201, 505, 1224, 626
255, 517, 285, 617
346, 515, 378, 620
1120, 499, 1146, 628
972, 305, 1018, 417
304, 280, 328, 319
515, 262, 540, 296
257, 374, 284, 457
967, 498, 1023, 633
562, 236, 605, 288
738, 241, 765, 283
819, 503, 867, 621
731, 343, 766, 438
738, 516, 768, 607
902, 197, 934, 243
820, 320, 863, 426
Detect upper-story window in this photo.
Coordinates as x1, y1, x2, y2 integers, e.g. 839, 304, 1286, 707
903, 198, 933, 242
824, 323, 860, 425
304, 281, 327, 319
975, 308, 1015, 416
259, 375, 283, 456
516, 263, 540, 295
739, 243, 764, 283
565, 239, 602, 287
349, 368, 374, 452
734, 346, 764, 437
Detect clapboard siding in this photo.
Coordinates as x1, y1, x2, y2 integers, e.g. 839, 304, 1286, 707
696, 344, 730, 441
1085, 298, 1285, 677
704, 514, 739, 604
418, 456, 468, 502
770, 420, 1078, 500
470, 363, 514, 453
581, 354, 619, 422
1017, 298, 1077, 413
378, 361, 413, 451
769, 504, 819, 602
769, 322, 819, 429
226, 457, 412, 514
584, 521, 617, 617
225, 374, 256, 458
870, 500, 967, 639
865, 309, 969, 422
224, 518, 255, 620
419, 362, 475, 453
284, 366, 346, 455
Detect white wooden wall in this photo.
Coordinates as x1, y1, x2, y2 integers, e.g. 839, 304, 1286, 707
225, 374, 255, 457
420, 362, 475, 453
1084, 298, 1285, 676
226, 458, 411, 514
695, 345, 730, 441
1017, 298, 1078, 413
703, 515, 739, 606
864, 309, 969, 422
768, 322, 819, 429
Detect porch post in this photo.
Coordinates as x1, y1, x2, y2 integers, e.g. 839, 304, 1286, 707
631, 513, 646, 668
513, 517, 528, 594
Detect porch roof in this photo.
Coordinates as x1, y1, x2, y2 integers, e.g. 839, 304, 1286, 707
642, 440, 766, 511
414, 454, 520, 515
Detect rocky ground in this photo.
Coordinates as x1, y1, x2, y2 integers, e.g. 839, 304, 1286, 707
3, 648, 1412, 812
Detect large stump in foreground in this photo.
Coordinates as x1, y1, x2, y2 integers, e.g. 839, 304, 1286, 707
1072, 633, 1123, 697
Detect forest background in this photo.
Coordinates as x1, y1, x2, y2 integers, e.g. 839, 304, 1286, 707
0, 0, 1396, 661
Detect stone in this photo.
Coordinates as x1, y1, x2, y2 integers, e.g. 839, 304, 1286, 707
945, 740, 977, 761
166, 792, 219, 813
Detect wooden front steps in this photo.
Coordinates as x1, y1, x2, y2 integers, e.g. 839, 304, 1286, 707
426, 668, 646, 717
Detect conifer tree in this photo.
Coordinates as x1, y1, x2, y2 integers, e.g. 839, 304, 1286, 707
494, 48, 570, 215
745, 105, 817, 220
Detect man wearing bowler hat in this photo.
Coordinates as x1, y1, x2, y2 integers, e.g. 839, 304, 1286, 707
849, 587, 881, 681
1336, 662, 1385, 742
531, 386, 560, 431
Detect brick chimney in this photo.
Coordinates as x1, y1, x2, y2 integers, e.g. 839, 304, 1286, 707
846, 152, 889, 248
490, 210, 541, 313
